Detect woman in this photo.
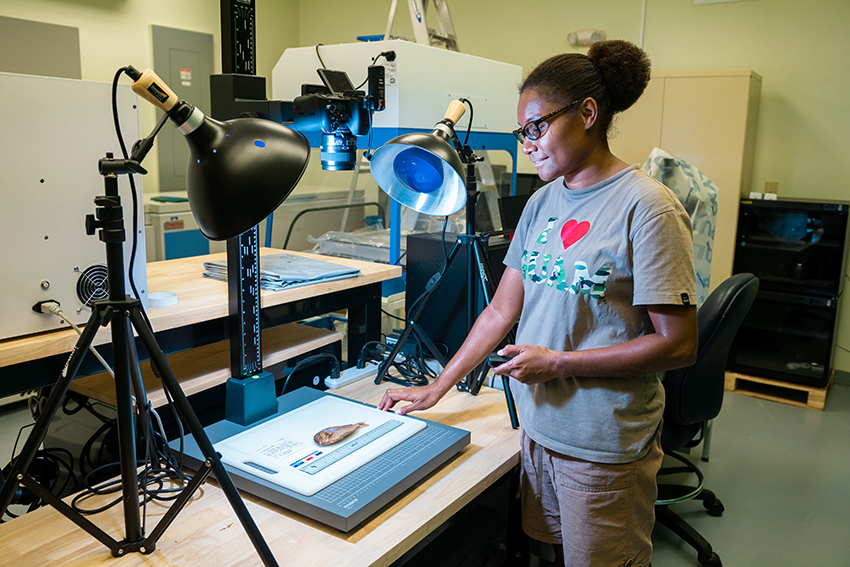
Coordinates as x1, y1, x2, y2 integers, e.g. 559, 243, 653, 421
379, 40, 698, 567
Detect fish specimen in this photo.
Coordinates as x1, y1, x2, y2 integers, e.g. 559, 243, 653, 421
313, 422, 368, 446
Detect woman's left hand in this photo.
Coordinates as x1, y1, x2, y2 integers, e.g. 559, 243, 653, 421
491, 344, 565, 384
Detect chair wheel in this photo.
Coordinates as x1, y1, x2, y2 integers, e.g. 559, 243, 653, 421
704, 497, 724, 516
698, 551, 721, 566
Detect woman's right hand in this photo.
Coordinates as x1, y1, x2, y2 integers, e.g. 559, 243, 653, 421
378, 383, 444, 416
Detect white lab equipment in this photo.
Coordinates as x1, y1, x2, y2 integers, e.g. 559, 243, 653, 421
273, 40, 522, 135
144, 192, 226, 262
0, 72, 147, 340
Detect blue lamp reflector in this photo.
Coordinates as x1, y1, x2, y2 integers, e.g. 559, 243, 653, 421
393, 147, 444, 194
369, 130, 467, 217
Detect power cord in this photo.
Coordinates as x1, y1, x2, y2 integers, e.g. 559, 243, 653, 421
355, 50, 396, 90
69, 400, 192, 516
32, 300, 114, 378
357, 341, 388, 369
280, 353, 340, 396
1, 422, 78, 522
362, 335, 446, 387
111, 67, 146, 316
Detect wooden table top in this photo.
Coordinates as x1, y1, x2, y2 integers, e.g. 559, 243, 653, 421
0, 380, 521, 567
0, 250, 402, 369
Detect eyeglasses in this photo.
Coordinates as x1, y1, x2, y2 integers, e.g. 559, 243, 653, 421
513, 99, 581, 143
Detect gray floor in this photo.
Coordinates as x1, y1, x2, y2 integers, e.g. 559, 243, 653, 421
0, 399, 35, 467
651, 383, 850, 567
2, 385, 849, 566
0, 398, 39, 521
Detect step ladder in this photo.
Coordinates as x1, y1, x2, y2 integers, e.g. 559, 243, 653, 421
384, 0, 461, 52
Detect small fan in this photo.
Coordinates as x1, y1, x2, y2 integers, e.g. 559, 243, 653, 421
75, 264, 109, 307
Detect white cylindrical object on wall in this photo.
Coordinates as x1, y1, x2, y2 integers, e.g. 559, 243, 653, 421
568, 29, 606, 46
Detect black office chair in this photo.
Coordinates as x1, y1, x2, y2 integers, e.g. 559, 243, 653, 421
655, 273, 759, 567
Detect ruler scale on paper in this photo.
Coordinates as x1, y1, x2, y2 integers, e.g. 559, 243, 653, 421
302, 420, 403, 475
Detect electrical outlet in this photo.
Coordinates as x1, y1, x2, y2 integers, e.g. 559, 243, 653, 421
764, 180, 779, 194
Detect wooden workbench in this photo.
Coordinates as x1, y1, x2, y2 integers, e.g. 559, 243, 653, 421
0, 379, 521, 567
0, 250, 402, 397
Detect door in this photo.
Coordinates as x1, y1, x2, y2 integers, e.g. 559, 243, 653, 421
151, 25, 214, 192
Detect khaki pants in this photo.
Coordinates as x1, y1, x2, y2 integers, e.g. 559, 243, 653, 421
519, 429, 663, 567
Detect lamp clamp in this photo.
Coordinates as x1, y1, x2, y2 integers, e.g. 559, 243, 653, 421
97, 154, 147, 176
457, 143, 482, 165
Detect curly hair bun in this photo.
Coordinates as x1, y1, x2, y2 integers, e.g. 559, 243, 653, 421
587, 40, 651, 114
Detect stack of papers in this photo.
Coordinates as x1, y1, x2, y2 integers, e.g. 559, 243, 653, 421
203, 253, 361, 291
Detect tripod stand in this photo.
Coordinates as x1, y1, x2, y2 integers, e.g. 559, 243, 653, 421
0, 156, 278, 566
374, 143, 519, 429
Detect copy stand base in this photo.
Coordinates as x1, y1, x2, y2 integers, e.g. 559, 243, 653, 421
226, 371, 278, 426
0, 159, 278, 566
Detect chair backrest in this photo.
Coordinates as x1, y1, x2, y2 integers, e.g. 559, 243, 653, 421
663, 273, 759, 431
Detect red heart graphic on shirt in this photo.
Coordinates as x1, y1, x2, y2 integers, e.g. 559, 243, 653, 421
561, 220, 590, 249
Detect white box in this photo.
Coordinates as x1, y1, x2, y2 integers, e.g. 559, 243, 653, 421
273, 40, 522, 134
0, 72, 147, 340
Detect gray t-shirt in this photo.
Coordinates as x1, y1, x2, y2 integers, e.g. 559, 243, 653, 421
503, 165, 695, 463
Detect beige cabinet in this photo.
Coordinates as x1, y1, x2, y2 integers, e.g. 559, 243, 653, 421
610, 70, 762, 291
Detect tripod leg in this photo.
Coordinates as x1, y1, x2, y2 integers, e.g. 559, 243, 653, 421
0, 309, 103, 517
375, 320, 449, 385
455, 236, 499, 393
128, 308, 278, 567
409, 323, 448, 368
110, 312, 142, 542
19, 473, 120, 553
374, 320, 416, 385
469, 361, 490, 395
143, 457, 214, 548
502, 376, 519, 430
126, 334, 160, 469
470, 237, 519, 428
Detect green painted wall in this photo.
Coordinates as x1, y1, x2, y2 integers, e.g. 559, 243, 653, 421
0, 0, 301, 193
294, 0, 850, 371
295, 0, 850, 200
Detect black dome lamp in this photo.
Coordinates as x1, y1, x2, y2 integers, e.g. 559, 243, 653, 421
1, 66, 308, 567
129, 67, 311, 240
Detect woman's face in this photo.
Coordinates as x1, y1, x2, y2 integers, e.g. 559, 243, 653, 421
516, 89, 591, 183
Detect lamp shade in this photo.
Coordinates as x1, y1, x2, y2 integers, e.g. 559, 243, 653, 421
128, 67, 311, 240
370, 130, 466, 217
183, 113, 310, 240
